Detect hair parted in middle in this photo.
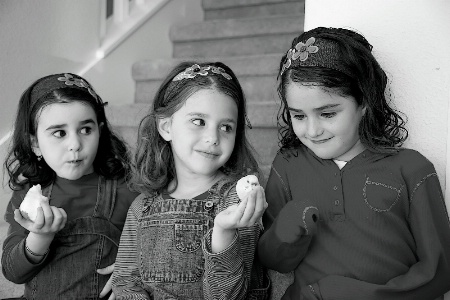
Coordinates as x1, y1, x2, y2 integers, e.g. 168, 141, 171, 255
277, 27, 408, 153
131, 61, 259, 195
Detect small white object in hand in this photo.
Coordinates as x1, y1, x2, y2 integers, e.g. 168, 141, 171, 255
19, 184, 49, 222
236, 175, 260, 200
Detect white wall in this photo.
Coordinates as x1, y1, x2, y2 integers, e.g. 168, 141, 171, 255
0, 0, 101, 139
305, 0, 450, 298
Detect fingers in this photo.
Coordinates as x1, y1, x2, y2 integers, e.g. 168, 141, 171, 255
240, 190, 256, 224
108, 292, 116, 300
97, 263, 115, 275
240, 186, 267, 226
99, 276, 112, 298
233, 197, 248, 223
40, 200, 54, 225
33, 207, 45, 229
248, 187, 267, 224
50, 206, 67, 231
14, 204, 67, 234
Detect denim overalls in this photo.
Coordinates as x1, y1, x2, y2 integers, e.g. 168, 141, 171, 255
24, 176, 120, 300
136, 180, 269, 299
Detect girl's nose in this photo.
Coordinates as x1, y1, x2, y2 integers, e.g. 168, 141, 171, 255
307, 118, 324, 138
68, 135, 82, 152
204, 130, 219, 145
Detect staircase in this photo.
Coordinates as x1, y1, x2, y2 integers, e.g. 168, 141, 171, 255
106, 0, 305, 181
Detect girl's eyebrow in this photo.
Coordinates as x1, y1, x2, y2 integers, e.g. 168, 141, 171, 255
187, 112, 236, 124
288, 104, 340, 113
45, 119, 96, 131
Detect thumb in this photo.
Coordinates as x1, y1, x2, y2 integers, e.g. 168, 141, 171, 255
97, 263, 115, 274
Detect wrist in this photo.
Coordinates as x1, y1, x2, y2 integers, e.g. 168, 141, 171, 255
26, 232, 54, 254
211, 226, 236, 253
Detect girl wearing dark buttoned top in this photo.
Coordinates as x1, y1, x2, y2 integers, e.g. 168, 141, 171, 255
258, 27, 450, 300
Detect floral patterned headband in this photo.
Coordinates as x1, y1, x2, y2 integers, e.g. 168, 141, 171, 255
31, 73, 102, 105
280, 37, 351, 76
173, 64, 232, 81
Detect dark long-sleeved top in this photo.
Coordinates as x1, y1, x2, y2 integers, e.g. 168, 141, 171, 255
258, 146, 450, 300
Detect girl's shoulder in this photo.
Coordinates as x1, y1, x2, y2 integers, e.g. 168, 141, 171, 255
10, 182, 34, 206
128, 192, 159, 216
387, 148, 435, 172
115, 177, 140, 204
273, 145, 311, 165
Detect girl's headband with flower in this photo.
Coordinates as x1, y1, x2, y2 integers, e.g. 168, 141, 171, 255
30, 73, 106, 107
173, 64, 232, 81
280, 37, 351, 76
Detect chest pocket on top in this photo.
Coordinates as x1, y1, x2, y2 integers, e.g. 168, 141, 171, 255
362, 176, 404, 213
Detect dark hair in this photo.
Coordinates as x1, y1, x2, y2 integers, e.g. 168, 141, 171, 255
277, 27, 408, 152
4, 73, 132, 190
131, 62, 259, 195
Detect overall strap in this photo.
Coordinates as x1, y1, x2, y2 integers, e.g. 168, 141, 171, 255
92, 176, 118, 220
41, 182, 54, 200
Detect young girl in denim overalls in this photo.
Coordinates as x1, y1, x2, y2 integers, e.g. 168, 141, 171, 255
2, 73, 138, 299
257, 27, 450, 299
111, 62, 270, 299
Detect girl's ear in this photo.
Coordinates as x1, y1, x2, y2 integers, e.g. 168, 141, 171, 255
157, 117, 172, 141
30, 135, 41, 157
361, 105, 367, 116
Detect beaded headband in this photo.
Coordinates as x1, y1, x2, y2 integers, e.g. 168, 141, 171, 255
280, 37, 351, 76
173, 64, 232, 81
31, 73, 100, 105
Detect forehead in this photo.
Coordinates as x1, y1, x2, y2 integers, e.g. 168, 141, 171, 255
286, 83, 355, 109
178, 89, 238, 117
36, 102, 97, 128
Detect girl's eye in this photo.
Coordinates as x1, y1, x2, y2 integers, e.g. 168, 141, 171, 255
80, 127, 93, 135
292, 114, 305, 121
220, 124, 233, 133
52, 130, 66, 138
192, 119, 205, 126
321, 112, 337, 118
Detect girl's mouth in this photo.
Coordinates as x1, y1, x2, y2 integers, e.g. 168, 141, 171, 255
197, 151, 219, 158
310, 137, 332, 144
68, 159, 82, 164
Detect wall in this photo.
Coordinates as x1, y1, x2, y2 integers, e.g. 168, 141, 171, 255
305, 1, 450, 298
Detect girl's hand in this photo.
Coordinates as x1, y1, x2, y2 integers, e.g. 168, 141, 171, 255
215, 186, 268, 230
14, 200, 67, 236
211, 186, 267, 253
97, 263, 116, 299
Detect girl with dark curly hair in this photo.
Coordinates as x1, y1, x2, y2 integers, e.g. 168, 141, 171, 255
258, 27, 450, 300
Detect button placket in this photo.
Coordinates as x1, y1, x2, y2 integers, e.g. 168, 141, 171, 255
331, 173, 345, 219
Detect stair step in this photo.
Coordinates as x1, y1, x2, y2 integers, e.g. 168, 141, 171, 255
132, 54, 283, 104
203, 0, 300, 9
203, 0, 304, 20
170, 15, 302, 57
